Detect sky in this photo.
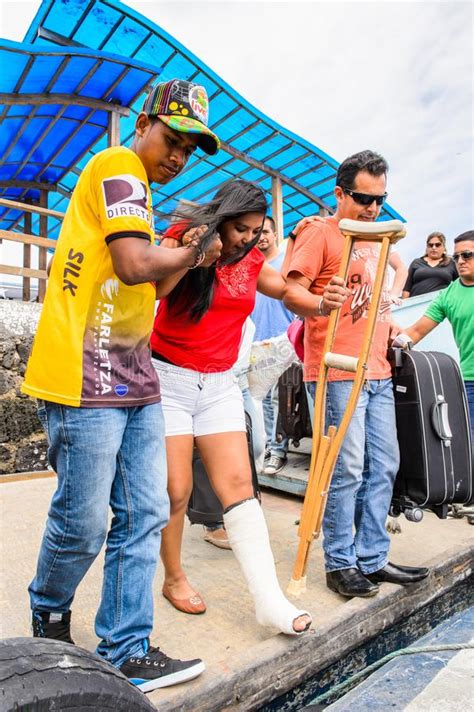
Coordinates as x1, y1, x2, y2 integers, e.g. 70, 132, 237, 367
0, 0, 472, 268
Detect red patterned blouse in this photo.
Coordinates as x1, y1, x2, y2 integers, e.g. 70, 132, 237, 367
150, 226, 264, 372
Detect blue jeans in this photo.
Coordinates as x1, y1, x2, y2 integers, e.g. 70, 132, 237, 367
307, 379, 399, 574
262, 384, 288, 458
464, 381, 474, 442
30, 402, 169, 667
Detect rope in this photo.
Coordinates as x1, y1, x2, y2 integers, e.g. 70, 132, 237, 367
313, 642, 474, 705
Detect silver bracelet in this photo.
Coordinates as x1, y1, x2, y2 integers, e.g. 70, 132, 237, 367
318, 298, 326, 317
188, 249, 205, 269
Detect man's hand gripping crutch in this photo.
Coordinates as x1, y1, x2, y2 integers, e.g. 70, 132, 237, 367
288, 218, 406, 596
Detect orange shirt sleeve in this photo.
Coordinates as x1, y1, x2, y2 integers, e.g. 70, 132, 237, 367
287, 222, 327, 283
287, 220, 342, 296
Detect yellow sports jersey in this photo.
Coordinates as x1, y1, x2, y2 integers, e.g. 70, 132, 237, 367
22, 146, 161, 408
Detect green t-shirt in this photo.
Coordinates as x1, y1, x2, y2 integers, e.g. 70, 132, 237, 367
425, 278, 474, 380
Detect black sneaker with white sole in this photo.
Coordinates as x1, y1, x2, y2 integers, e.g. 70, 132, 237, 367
120, 640, 205, 692
32, 610, 75, 644
263, 454, 287, 476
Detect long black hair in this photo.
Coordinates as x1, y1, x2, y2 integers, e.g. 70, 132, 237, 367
166, 179, 267, 321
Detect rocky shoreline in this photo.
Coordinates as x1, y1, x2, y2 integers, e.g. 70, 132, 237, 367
0, 300, 47, 474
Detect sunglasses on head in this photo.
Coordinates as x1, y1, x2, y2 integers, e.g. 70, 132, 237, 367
342, 187, 387, 206
428, 242, 442, 248
453, 250, 474, 263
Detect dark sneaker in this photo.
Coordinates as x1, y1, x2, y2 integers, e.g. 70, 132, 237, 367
120, 641, 205, 692
32, 610, 75, 644
264, 448, 271, 462
263, 454, 287, 476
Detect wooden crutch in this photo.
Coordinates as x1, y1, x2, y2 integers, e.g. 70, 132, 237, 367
287, 218, 406, 596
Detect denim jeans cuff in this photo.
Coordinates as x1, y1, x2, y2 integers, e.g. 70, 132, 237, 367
358, 557, 388, 576
100, 638, 146, 669
269, 447, 288, 458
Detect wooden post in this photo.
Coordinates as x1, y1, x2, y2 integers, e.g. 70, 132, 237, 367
271, 176, 284, 243
23, 208, 32, 301
108, 110, 121, 147
38, 191, 48, 303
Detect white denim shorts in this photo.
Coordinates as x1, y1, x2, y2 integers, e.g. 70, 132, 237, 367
152, 358, 246, 437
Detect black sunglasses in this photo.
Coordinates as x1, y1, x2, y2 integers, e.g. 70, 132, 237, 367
453, 250, 474, 263
428, 242, 442, 248
342, 187, 387, 206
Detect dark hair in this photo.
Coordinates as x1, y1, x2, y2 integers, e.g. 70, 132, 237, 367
265, 215, 276, 232
454, 230, 474, 244
167, 179, 267, 321
423, 231, 450, 264
426, 231, 446, 246
422, 231, 451, 266
336, 150, 388, 190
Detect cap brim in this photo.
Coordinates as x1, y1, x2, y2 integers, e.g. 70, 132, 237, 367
158, 115, 220, 155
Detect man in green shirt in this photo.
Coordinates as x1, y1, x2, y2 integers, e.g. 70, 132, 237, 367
394, 230, 474, 437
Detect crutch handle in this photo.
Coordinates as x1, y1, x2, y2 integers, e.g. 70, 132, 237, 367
339, 218, 406, 243
324, 353, 359, 372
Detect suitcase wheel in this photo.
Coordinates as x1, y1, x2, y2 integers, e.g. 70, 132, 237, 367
404, 507, 424, 523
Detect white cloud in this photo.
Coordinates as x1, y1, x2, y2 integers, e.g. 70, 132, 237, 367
130, 0, 472, 264
0, 0, 472, 270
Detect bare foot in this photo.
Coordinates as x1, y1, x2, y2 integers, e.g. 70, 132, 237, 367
292, 613, 312, 633
164, 574, 199, 601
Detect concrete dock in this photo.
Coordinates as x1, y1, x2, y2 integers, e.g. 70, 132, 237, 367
0, 472, 472, 711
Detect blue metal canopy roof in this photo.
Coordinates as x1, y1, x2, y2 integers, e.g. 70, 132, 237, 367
0, 37, 157, 231
19, 0, 403, 237
0, 0, 404, 242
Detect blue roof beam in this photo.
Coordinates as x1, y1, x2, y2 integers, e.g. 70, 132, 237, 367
221, 143, 334, 214
0, 93, 130, 116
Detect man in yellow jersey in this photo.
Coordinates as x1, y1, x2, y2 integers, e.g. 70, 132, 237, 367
22, 79, 220, 692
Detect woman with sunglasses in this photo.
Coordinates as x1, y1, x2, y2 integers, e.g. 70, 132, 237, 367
151, 179, 312, 636
402, 232, 458, 298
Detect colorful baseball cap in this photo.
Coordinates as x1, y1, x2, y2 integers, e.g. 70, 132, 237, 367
142, 79, 220, 156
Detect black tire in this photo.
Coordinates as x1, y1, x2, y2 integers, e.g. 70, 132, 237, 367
0, 637, 156, 712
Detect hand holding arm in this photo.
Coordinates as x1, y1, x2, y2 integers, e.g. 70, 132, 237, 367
284, 273, 349, 317
108, 225, 222, 298
288, 214, 326, 239
181, 225, 222, 267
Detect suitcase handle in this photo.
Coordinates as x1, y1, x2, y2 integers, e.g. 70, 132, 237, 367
431, 396, 452, 445
391, 343, 412, 369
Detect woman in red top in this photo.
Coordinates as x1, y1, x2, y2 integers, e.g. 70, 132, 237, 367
152, 180, 311, 635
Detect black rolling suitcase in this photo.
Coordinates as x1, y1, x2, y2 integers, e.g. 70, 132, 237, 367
187, 412, 260, 526
276, 362, 313, 447
391, 348, 472, 519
